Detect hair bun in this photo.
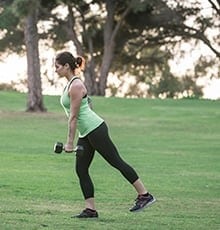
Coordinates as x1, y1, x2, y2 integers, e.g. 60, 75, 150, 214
76, 57, 83, 66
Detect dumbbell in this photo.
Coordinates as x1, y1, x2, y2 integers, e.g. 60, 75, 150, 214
54, 142, 84, 156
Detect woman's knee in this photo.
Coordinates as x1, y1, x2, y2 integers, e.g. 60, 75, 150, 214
75, 163, 90, 179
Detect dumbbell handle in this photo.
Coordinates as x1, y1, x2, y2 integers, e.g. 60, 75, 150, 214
54, 142, 83, 154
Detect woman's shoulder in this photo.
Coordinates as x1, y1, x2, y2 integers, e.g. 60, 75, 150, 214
68, 77, 87, 98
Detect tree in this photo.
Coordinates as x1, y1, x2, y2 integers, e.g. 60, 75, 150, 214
47, 0, 132, 95
49, 0, 219, 96
0, 0, 46, 111
24, 1, 46, 111
112, 0, 219, 97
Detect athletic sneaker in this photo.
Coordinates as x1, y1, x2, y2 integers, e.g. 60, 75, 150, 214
72, 208, 99, 218
130, 193, 156, 212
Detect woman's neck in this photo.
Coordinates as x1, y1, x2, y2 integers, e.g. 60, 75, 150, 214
66, 69, 81, 81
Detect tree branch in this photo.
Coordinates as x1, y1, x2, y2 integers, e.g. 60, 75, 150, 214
181, 25, 220, 58
66, 3, 83, 55
111, 5, 131, 43
208, 0, 220, 15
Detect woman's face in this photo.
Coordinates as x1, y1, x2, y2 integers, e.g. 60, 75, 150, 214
55, 61, 68, 78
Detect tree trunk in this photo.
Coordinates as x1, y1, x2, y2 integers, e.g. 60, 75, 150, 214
66, 3, 98, 95
24, 3, 46, 112
84, 36, 100, 95
99, 0, 115, 96
99, 0, 131, 95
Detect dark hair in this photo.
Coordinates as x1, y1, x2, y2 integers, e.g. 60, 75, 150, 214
55, 51, 83, 70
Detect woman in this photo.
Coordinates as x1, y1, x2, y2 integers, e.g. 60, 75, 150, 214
55, 51, 156, 218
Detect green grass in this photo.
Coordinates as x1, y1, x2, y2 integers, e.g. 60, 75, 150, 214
0, 90, 219, 230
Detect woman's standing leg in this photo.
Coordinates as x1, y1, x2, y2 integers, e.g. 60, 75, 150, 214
73, 137, 98, 217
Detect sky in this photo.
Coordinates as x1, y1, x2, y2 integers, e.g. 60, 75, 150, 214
0, 0, 219, 99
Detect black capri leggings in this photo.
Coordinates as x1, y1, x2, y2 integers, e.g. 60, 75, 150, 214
76, 122, 139, 199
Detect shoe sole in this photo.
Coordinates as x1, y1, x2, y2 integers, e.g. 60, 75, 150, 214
71, 216, 99, 219
130, 197, 156, 213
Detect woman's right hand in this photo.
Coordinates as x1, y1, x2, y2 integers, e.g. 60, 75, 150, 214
64, 143, 74, 153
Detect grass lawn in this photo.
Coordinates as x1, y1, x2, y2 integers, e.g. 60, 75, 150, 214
0, 91, 219, 230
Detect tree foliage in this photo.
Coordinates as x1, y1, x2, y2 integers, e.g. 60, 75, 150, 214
0, 0, 219, 102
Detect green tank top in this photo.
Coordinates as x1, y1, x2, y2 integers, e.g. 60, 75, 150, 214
60, 77, 104, 138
